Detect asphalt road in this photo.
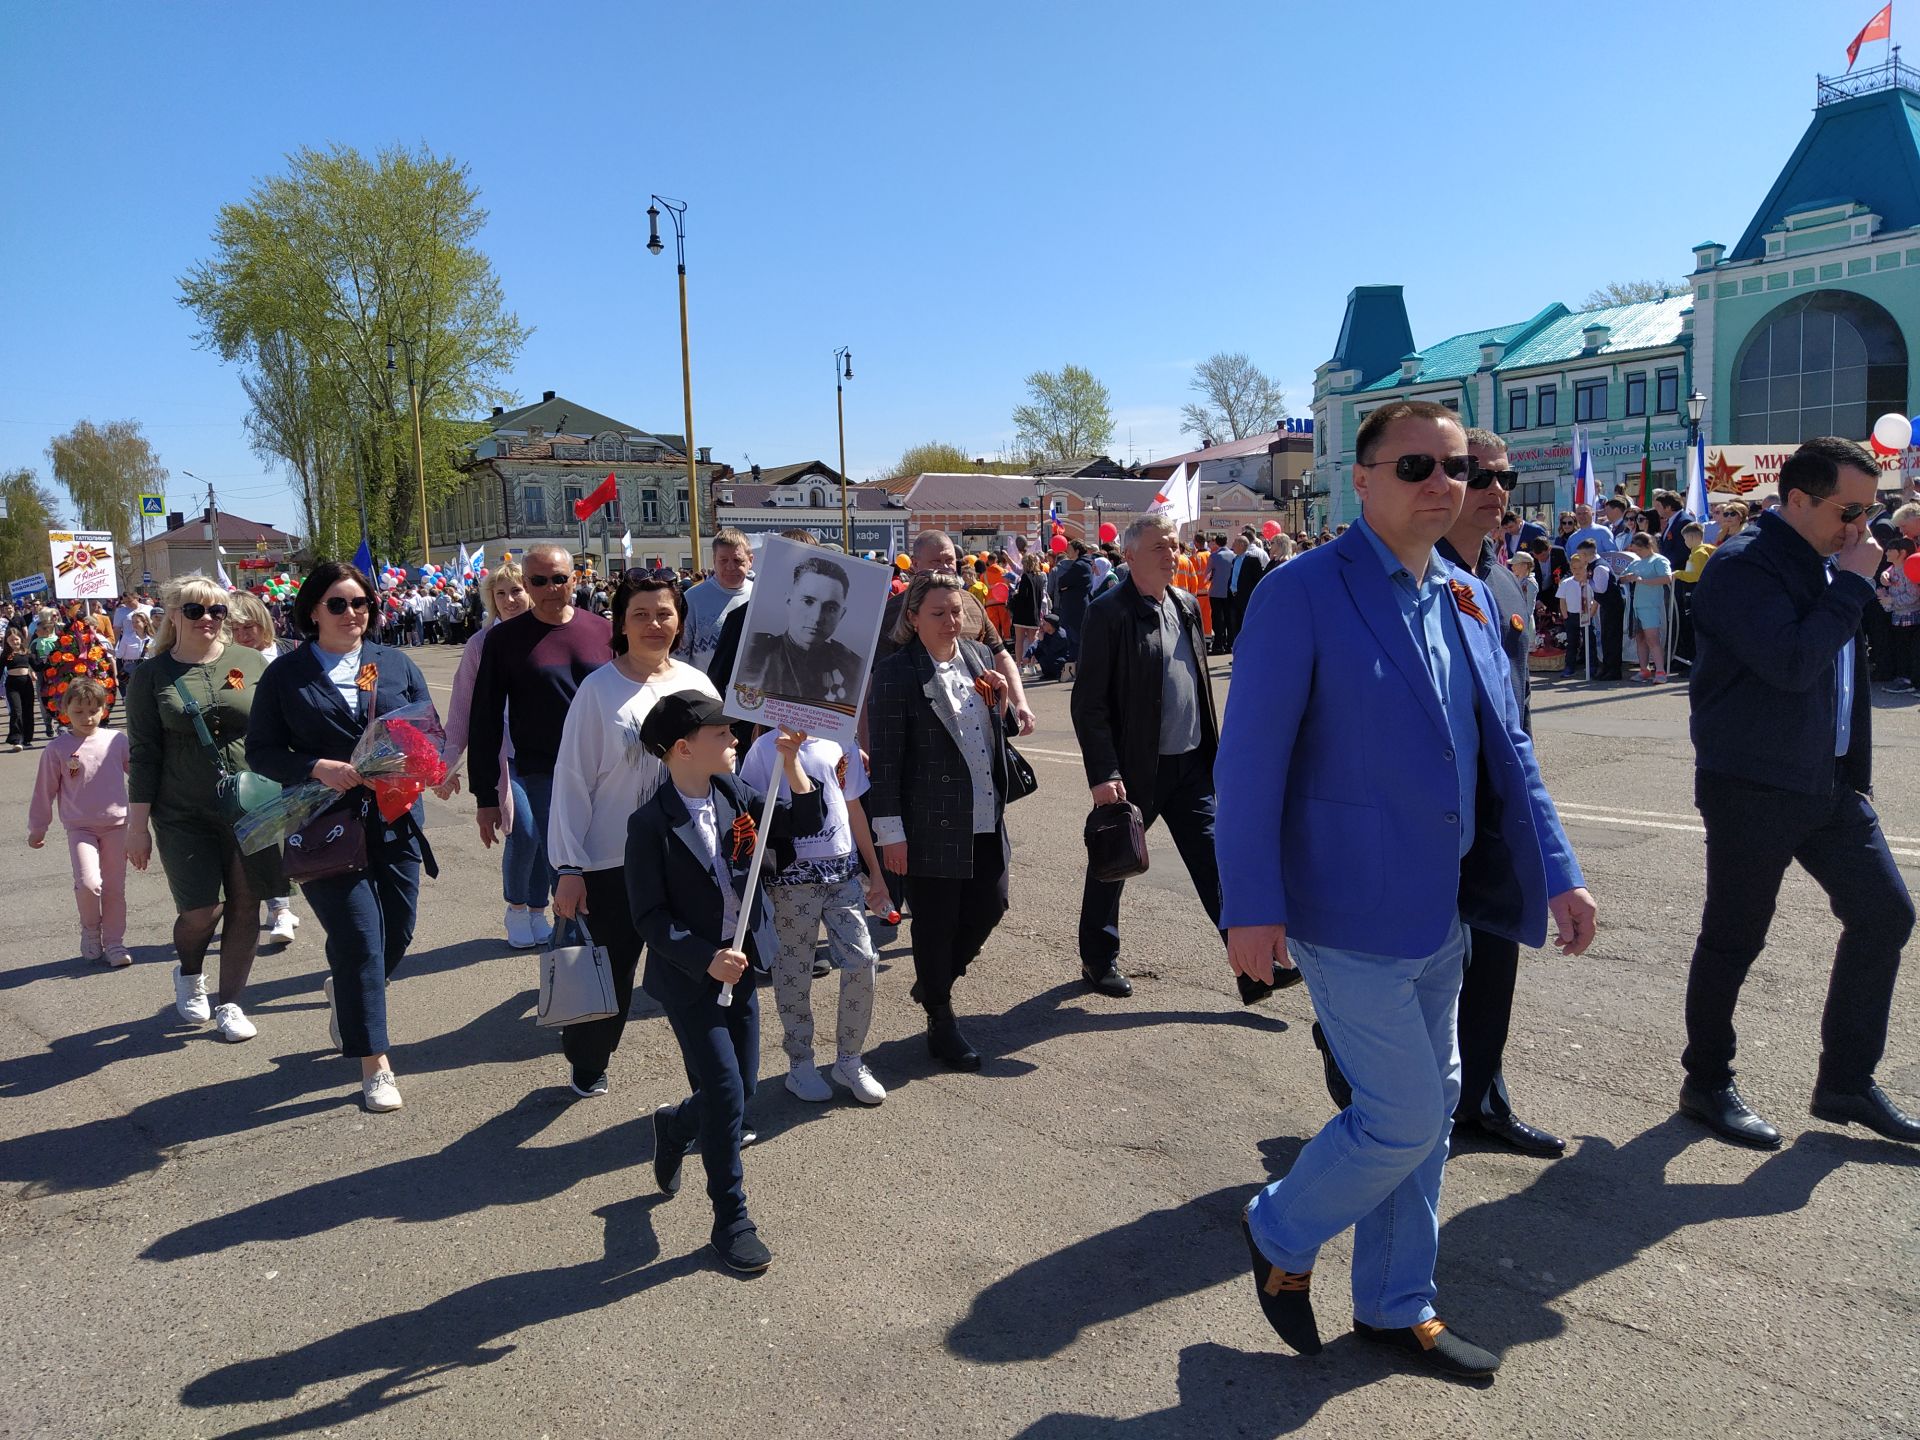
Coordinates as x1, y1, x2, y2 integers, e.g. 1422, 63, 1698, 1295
1, 644, 1916, 1440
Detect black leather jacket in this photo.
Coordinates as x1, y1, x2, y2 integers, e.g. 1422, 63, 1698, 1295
1070, 579, 1218, 803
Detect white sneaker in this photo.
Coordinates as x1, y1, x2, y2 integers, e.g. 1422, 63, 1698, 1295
528, 910, 554, 947
324, 976, 341, 1051
267, 906, 298, 945
785, 1062, 833, 1103
105, 946, 132, 969
80, 928, 103, 962
832, 1056, 887, 1106
172, 965, 211, 1024
362, 1069, 403, 1113
504, 906, 537, 950
213, 1002, 257, 1044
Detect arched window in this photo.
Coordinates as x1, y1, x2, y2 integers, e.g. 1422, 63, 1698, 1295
1732, 291, 1907, 444
810, 486, 827, 507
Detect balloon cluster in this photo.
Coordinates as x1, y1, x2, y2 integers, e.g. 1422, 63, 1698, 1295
254, 570, 297, 601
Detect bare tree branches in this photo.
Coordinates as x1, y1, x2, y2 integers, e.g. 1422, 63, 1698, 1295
1180, 353, 1286, 445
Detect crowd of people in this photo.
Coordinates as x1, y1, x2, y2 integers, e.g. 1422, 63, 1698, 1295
7, 423, 1915, 1364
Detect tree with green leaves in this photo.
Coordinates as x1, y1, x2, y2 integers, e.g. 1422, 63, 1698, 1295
1181, 352, 1287, 445
0, 468, 65, 594
1582, 280, 1684, 307
885, 441, 1027, 480
46, 420, 167, 581
1012, 365, 1114, 463
178, 143, 528, 560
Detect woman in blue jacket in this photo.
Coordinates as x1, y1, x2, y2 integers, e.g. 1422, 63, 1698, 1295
247, 560, 435, 1114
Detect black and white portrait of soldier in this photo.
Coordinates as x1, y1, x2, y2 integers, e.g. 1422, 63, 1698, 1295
736, 553, 866, 713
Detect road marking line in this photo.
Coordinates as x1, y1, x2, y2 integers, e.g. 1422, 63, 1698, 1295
1560, 799, 1919, 844
1555, 807, 1920, 859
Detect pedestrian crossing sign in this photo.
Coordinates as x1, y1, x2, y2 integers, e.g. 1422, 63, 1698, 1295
138, 494, 164, 516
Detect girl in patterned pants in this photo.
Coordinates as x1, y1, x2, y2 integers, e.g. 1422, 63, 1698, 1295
742, 731, 892, 1106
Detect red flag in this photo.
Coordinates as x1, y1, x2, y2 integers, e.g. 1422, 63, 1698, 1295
1848, 3, 1891, 68
573, 471, 619, 520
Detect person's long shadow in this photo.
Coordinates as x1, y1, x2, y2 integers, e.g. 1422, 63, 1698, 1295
954, 1119, 1912, 1433
178, 1195, 705, 1440
0, 982, 546, 1196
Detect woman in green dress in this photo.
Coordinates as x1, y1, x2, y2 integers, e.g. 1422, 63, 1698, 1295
124, 575, 286, 1044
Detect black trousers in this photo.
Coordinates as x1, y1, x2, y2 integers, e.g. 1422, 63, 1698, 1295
1864, 595, 1896, 681
1457, 928, 1521, 1124
658, 980, 759, 1240
1683, 770, 1914, 1093
905, 831, 1008, 1009
1210, 594, 1233, 652
1078, 748, 1222, 970
562, 868, 644, 1082
5, 672, 35, 745
1672, 581, 1698, 668
1595, 583, 1625, 678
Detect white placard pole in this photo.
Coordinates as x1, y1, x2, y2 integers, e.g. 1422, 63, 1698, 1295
716, 778, 782, 1008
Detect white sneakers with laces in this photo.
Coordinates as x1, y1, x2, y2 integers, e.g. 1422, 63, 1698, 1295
212, 1002, 257, 1044
505, 906, 537, 950
267, 904, 298, 945
172, 965, 211, 1024
363, 1069, 403, 1112
832, 1057, 887, 1106
785, 1062, 834, 1103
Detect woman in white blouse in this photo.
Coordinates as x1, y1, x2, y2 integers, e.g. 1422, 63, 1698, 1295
547, 569, 717, 1097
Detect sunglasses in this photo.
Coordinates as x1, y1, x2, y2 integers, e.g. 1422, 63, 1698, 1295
526, 573, 573, 589
1466, 464, 1512, 492
1364, 453, 1473, 484
1807, 495, 1884, 526
620, 567, 679, 587
323, 596, 373, 615
180, 603, 229, 621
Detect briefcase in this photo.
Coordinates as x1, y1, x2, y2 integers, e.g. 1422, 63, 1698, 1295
1084, 800, 1150, 882
537, 919, 619, 1029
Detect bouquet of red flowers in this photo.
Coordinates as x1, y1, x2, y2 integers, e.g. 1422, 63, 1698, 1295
234, 700, 448, 853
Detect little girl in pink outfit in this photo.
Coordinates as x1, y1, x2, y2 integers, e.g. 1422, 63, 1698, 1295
28, 677, 132, 967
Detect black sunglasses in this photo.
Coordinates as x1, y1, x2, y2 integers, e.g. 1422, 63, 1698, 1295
1365, 453, 1473, 484
621, 567, 679, 587
323, 596, 373, 615
525, 573, 574, 588
180, 602, 229, 621
1466, 464, 1514, 491
1808, 495, 1884, 526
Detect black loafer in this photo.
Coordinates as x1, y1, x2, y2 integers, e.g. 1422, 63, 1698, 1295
1354, 1318, 1499, 1378
712, 1227, 773, 1274
1242, 1216, 1321, 1355
927, 1011, 981, 1071
1081, 964, 1133, 998
1679, 1081, 1782, 1150
1467, 1113, 1566, 1158
651, 1105, 686, 1195
1810, 1082, 1920, 1144
1310, 1022, 1354, 1111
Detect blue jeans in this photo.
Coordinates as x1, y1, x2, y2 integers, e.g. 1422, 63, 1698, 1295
302, 853, 421, 1057
504, 768, 552, 910
658, 981, 761, 1239
1246, 918, 1466, 1328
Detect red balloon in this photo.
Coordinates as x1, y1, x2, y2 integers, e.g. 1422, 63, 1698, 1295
1097, 522, 1118, 544
1050, 535, 1069, 554
1906, 553, 1920, 585
1262, 520, 1282, 539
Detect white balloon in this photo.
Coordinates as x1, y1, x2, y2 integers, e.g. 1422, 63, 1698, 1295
1872, 411, 1912, 452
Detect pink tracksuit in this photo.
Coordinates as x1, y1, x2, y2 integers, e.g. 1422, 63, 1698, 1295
29, 730, 131, 949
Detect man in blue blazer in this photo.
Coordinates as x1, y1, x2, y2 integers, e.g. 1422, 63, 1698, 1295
1216, 399, 1596, 1379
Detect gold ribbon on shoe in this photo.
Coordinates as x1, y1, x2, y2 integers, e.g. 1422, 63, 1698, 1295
1262, 1267, 1313, 1296
1411, 1318, 1448, 1350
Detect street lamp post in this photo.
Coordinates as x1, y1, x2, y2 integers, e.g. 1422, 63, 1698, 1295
647, 197, 703, 571
387, 338, 431, 565
833, 346, 853, 552
1092, 492, 1104, 543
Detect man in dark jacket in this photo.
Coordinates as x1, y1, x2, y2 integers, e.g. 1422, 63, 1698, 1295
1227, 533, 1266, 645
1680, 435, 1917, 1149
1069, 514, 1221, 997
1654, 490, 1694, 571
1054, 542, 1094, 659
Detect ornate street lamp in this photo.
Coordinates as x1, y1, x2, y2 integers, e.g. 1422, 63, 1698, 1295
647, 196, 702, 570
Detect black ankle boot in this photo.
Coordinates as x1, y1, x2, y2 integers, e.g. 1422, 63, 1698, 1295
925, 1003, 981, 1071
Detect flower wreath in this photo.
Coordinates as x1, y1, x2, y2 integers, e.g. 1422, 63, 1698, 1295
41, 617, 119, 725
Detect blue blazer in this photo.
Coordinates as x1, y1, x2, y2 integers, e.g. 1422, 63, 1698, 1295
1215, 525, 1582, 958
245, 640, 435, 864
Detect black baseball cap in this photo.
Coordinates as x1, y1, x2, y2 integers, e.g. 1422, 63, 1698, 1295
639, 691, 730, 757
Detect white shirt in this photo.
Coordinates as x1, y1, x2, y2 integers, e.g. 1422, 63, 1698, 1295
547, 657, 718, 872
740, 734, 868, 885
682, 786, 740, 940
932, 656, 998, 835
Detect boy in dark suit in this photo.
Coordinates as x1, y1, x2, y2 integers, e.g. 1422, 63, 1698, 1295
626, 693, 819, 1273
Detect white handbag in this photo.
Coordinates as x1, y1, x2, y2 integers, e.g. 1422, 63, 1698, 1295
537, 918, 619, 1028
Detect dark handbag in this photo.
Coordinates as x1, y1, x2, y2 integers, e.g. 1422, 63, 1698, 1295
1084, 800, 1149, 882
1003, 740, 1038, 803
283, 794, 369, 884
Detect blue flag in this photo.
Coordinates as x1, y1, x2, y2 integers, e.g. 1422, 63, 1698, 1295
353, 538, 374, 576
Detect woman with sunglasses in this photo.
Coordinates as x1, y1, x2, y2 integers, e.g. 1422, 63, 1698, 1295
546, 568, 716, 1097
124, 574, 286, 1044
247, 561, 436, 1114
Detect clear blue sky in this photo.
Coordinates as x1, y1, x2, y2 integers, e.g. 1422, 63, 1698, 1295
0, 0, 1875, 534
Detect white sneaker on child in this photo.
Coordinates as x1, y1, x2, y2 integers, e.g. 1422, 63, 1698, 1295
80, 928, 103, 962
173, 965, 211, 1024
212, 1002, 257, 1043
832, 1057, 887, 1106
105, 947, 132, 969
785, 1062, 833, 1103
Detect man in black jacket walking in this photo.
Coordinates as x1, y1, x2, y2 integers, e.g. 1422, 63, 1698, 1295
1680, 435, 1917, 1148
1070, 514, 1220, 998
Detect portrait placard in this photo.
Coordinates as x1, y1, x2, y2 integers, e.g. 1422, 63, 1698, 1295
720, 536, 891, 746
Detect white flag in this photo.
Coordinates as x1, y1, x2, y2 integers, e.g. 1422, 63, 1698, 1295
620, 527, 633, 562
1148, 462, 1197, 533
456, 541, 472, 579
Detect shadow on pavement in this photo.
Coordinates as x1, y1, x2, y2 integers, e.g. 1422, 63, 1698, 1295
179, 1195, 702, 1440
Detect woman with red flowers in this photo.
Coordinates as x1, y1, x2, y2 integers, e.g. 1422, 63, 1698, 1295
124, 575, 285, 1045
247, 560, 435, 1114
